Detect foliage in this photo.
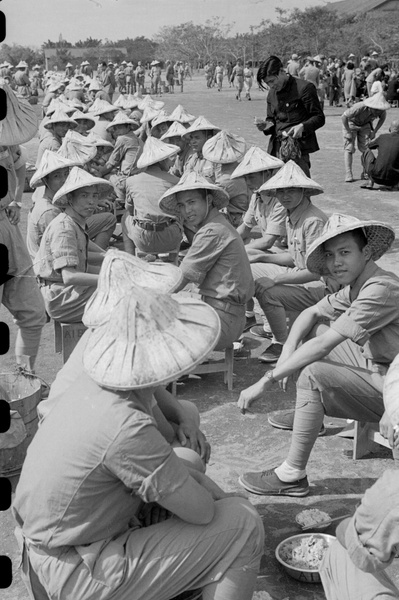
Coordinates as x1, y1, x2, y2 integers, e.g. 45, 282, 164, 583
75, 37, 102, 48
0, 43, 44, 66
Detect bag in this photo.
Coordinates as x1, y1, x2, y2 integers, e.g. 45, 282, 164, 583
279, 135, 302, 162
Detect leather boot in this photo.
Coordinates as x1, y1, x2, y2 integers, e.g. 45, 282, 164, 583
344, 152, 354, 182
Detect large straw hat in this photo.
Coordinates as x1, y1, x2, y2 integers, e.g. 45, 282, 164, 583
106, 111, 140, 131
383, 354, 399, 426
136, 136, 180, 169
151, 111, 174, 130
46, 98, 75, 116
305, 213, 395, 276
258, 160, 323, 196
159, 170, 229, 216
169, 104, 196, 124
0, 81, 38, 145
182, 115, 220, 138
43, 109, 78, 130
113, 94, 126, 108
30, 150, 77, 188
140, 105, 162, 124
150, 60, 160, 66
16, 61, 28, 69
363, 92, 390, 111
160, 120, 188, 142
67, 98, 86, 111
65, 62, 73, 68
71, 109, 96, 129
52, 166, 113, 207
86, 132, 114, 148
67, 78, 83, 91
83, 249, 183, 328
202, 130, 247, 164
137, 95, 165, 111
90, 99, 119, 116
230, 146, 284, 179
57, 130, 97, 165
47, 82, 64, 94
88, 79, 102, 92
124, 94, 139, 110
82, 286, 221, 390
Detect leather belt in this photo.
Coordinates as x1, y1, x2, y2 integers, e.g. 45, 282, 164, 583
202, 296, 245, 316
133, 219, 175, 232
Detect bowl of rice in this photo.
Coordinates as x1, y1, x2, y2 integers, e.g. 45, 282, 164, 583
275, 533, 336, 583
295, 508, 331, 531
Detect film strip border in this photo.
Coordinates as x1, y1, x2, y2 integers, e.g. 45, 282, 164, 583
0, 4, 15, 590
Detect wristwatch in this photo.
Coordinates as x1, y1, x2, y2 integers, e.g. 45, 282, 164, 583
264, 370, 276, 384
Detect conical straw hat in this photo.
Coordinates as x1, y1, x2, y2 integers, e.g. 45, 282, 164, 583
230, 146, 284, 179
43, 109, 78, 130
30, 150, 77, 188
67, 78, 83, 91
136, 136, 180, 169
52, 166, 113, 207
65, 62, 73, 68
106, 111, 140, 131
169, 104, 196, 124
16, 61, 28, 69
363, 92, 390, 111
140, 105, 162, 124
71, 109, 96, 129
124, 94, 139, 109
258, 160, 323, 196
82, 287, 221, 389
159, 170, 229, 216
160, 121, 187, 141
46, 98, 75, 116
182, 115, 220, 138
306, 213, 395, 276
83, 249, 183, 327
88, 80, 102, 92
57, 130, 97, 165
151, 111, 174, 129
0, 81, 38, 145
67, 98, 86, 111
90, 99, 119, 116
138, 95, 165, 111
113, 94, 126, 108
383, 354, 399, 426
87, 132, 114, 148
202, 130, 247, 164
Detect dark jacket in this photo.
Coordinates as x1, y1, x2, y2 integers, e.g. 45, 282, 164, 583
265, 75, 325, 155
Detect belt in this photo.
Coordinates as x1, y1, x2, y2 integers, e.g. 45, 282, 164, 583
133, 219, 175, 231
202, 296, 245, 315
37, 276, 56, 287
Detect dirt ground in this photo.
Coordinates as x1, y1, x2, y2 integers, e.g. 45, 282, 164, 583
1, 73, 399, 600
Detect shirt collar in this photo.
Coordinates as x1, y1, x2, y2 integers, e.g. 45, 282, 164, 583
287, 197, 311, 226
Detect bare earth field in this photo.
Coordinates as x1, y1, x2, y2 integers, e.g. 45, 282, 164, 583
1, 73, 399, 600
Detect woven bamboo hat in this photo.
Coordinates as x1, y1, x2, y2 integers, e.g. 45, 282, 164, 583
138, 95, 165, 111
113, 94, 126, 108
65, 62, 73, 68
30, 150, 77, 188
46, 98, 75, 116
57, 130, 97, 165
67, 78, 83, 91
150, 60, 161, 66
88, 80, 102, 92
124, 94, 139, 109
230, 146, 284, 179
0, 81, 38, 145
16, 61, 28, 69
202, 130, 247, 164
160, 121, 187, 142
83, 249, 183, 328
68, 98, 86, 111
52, 166, 113, 207
90, 99, 119, 116
182, 115, 220, 138
169, 104, 196, 124
43, 109, 78, 130
363, 92, 390, 111
140, 105, 162, 124
106, 111, 140, 131
159, 170, 229, 216
151, 111, 174, 129
306, 213, 395, 276
383, 354, 399, 426
82, 285, 221, 389
71, 109, 96, 129
87, 132, 114, 148
258, 160, 323, 196
136, 136, 180, 169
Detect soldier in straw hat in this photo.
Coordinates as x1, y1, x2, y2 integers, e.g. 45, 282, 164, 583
90, 99, 119, 144
35, 109, 78, 167
342, 90, 390, 182
0, 80, 46, 372
34, 167, 113, 322
160, 120, 193, 177
319, 354, 399, 599
182, 115, 220, 178
248, 160, 337, 365
159, 170, 254, 351
13, 275, 264, 600
238, 213, 399, 497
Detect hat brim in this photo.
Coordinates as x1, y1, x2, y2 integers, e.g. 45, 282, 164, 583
53, 179, 113, 207
306, 222, 395, 275
160, 181, 229, 216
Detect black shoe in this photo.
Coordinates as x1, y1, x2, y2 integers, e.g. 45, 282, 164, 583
258, 343, 282, 363
268, 410, 326, 436
249, 325, 272, 339
243, 315, 257, 332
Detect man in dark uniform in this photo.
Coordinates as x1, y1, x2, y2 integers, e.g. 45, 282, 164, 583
255, 55, 325, 176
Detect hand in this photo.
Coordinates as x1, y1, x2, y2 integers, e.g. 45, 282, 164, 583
177, 421, 211, 463
254, 117, 266, 131
286, 123, 304, 139
237, 375, 274, 412
369, 131, 376, 140
344, 131, 353, 140
5, 205, 20, 225
379, 411, 394, 447
138, 502, 172, 527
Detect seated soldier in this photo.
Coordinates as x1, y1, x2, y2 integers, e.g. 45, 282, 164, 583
160, 120, 193, 177
249, 160, 337, 365
34, 167, 113, 322
159, 171, 254, 351
238, 214, 399, 497
182, 115, 220, 177
361, 119, 399, 190
70, 109, 96, 137
320, 355, 399, 600
89, 99, 119, 143
12, 280, 264, 600
35, 109, 77, 167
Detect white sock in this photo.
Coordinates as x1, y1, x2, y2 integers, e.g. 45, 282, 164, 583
275, 461, 306, 482
245, 311, 255, 318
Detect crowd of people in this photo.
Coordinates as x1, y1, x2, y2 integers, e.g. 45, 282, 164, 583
1, 48, 399, 600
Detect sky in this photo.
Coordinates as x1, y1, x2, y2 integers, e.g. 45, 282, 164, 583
3, 0, 327, 47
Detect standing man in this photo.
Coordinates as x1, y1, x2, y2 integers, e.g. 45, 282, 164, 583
101, 62, 116, 103
255, 55, 325, 176
287, 54, 301, 77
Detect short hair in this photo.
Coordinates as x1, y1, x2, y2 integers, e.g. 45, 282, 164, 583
257, 56, 283, 89
389, 120, 399, 133
346, 61, 355, 70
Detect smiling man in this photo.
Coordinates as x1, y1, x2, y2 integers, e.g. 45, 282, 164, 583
237, 213, 399, 497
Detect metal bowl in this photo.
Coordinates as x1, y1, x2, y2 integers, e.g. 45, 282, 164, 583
295, 508, 331, 531
275, 533, 336, 583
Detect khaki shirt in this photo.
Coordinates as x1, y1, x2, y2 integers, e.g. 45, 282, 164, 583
243, 191, 286, 237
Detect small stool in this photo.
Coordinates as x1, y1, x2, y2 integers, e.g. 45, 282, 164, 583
352, 421, 391, 459
171, 346, 234, 396
54, 321, 87, 363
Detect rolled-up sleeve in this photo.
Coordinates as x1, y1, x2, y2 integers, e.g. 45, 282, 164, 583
52, 226, 81, 272
181, 227, 222, 285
